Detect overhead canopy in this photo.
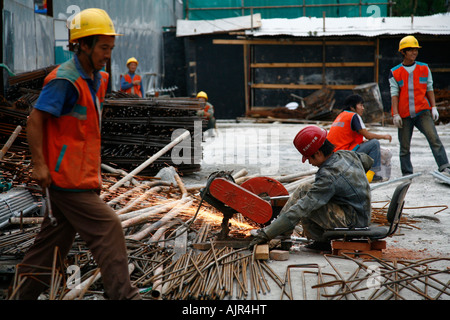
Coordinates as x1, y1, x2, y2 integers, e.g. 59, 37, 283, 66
176, 13, 450, 38
176, 14, 262, 37
245, 13, 450, 37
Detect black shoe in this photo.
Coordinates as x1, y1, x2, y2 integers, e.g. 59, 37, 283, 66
304, 241, 332, 252
371, 175, 384, 183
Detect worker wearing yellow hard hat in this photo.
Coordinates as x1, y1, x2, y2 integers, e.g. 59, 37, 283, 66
120, 57, 144, 97
397, 35, 421, 52
68, 8, 122, 72
196, 91, 216, 131
16, 8, 141, 300
390, 35, 450, 177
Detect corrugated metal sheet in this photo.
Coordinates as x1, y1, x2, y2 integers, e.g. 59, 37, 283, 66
177, 14, 262, 37
245, 13, 450, 37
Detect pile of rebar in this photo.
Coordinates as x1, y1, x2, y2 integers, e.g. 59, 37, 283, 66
0, 188, 41, 229
312, 253, 450, 300
101, 96, 206, 176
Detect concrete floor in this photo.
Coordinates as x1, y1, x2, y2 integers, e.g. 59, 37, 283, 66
183, 120, 450, 300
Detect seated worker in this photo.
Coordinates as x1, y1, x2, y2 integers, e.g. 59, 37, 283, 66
120, 57, 144, 97
196, 91, 216, 131
249, 125, 374, 251
327, 94, 392, 182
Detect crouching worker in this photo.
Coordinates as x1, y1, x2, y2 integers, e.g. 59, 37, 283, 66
249, 125, 374, 251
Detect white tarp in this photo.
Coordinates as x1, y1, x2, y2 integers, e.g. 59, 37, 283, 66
177, 14, 262, 37
244, 13, 450, 37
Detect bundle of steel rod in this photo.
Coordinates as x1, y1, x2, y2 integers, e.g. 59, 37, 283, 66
0, 188, 41, 229
313, 254, 450, 300
0, 225, 41, 257
3, 65, 57, 101
136, 245, 279, 300
101, 96, 205, 176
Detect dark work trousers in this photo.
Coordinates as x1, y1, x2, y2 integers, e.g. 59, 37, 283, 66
14, 189, 140, 300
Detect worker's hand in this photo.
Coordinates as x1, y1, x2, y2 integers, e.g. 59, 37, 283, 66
248, 230, 269, 250
431, 107, 439, 122
132, 80, 141, 86
385, 134, 392, 143
393, 114, 403, 128
31, 162, 52, 189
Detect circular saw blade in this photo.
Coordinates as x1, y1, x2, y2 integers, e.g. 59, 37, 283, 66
241, 177, 289, 224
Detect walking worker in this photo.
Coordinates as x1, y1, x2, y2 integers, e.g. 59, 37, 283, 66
327, 94, 392, 182
389, 35, 450, 176
15, 8, 141, 300
120, 57, 144, 97
250, 125, 374, 251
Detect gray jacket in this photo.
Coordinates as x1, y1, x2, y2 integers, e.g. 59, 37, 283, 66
280, 150, 373, 230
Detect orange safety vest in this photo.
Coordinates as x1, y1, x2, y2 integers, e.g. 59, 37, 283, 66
120, 73, 143, 97
42, 58, 109, 190
390, 62, 431, 118
327, 111, 364, 151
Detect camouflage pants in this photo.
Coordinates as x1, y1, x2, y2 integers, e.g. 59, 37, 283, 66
281, 182, 348, 242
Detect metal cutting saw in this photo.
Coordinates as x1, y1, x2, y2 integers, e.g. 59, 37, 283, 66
200, 171, 290, 240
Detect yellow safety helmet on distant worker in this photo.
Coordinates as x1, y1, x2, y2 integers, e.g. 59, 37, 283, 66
127, 57, 139, 66
68, 8, 122, 43
196, 91, 208, 100
398, 35, 421, 52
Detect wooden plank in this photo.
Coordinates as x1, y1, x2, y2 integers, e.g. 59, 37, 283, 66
213, 39, 375, 46
251, 83, 356, 90
254, 244, 269, 260
251, 62, 374, 68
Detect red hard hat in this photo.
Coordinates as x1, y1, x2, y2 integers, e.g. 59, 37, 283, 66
293, 125, 327, 163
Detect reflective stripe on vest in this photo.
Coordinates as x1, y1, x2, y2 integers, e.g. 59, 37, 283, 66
42, 59, 109, 190
327, 111, 364, 151
391, 62, 430, 118
121, 73, 142, 97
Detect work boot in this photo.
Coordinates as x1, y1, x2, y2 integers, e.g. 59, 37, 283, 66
304, 241, 332, 252
441, 167, 450, 178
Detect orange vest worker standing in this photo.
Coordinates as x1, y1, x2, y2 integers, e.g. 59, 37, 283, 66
120, 57, 144, 97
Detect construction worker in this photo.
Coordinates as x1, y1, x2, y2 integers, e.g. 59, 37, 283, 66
250, 125, 373, 251
120, 57, 144, 97
390, 35, 450, 177
196, 91, 216, 131
15, 9, 141, 300
327, 94, 392, 182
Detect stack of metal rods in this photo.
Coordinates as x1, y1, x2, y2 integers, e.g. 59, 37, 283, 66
0, 188, 41, 229
135, 244, 278, 300
101, 96, 205, 176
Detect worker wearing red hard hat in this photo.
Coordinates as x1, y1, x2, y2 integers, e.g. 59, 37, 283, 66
250, 125, 374, 251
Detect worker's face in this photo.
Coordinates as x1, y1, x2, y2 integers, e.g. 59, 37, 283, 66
402, 48, 418, 63
308, 151, 325, 167
354, 103, 364, 117
81, 35, 115, 71
128, 62, 137, 73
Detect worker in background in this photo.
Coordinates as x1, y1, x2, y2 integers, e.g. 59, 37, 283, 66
249, 125, 374, 251
327, 94, 392, 182
15, 8, 141, 300
390, 35, 450, 177
120, 57, 144, 97
196, 91, 216, 131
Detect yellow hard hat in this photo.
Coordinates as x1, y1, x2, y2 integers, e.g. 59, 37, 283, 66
398, 35, 421, 52
68, 8, 122, 43
127, 57, 139, 66
196, 91, 208, 100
